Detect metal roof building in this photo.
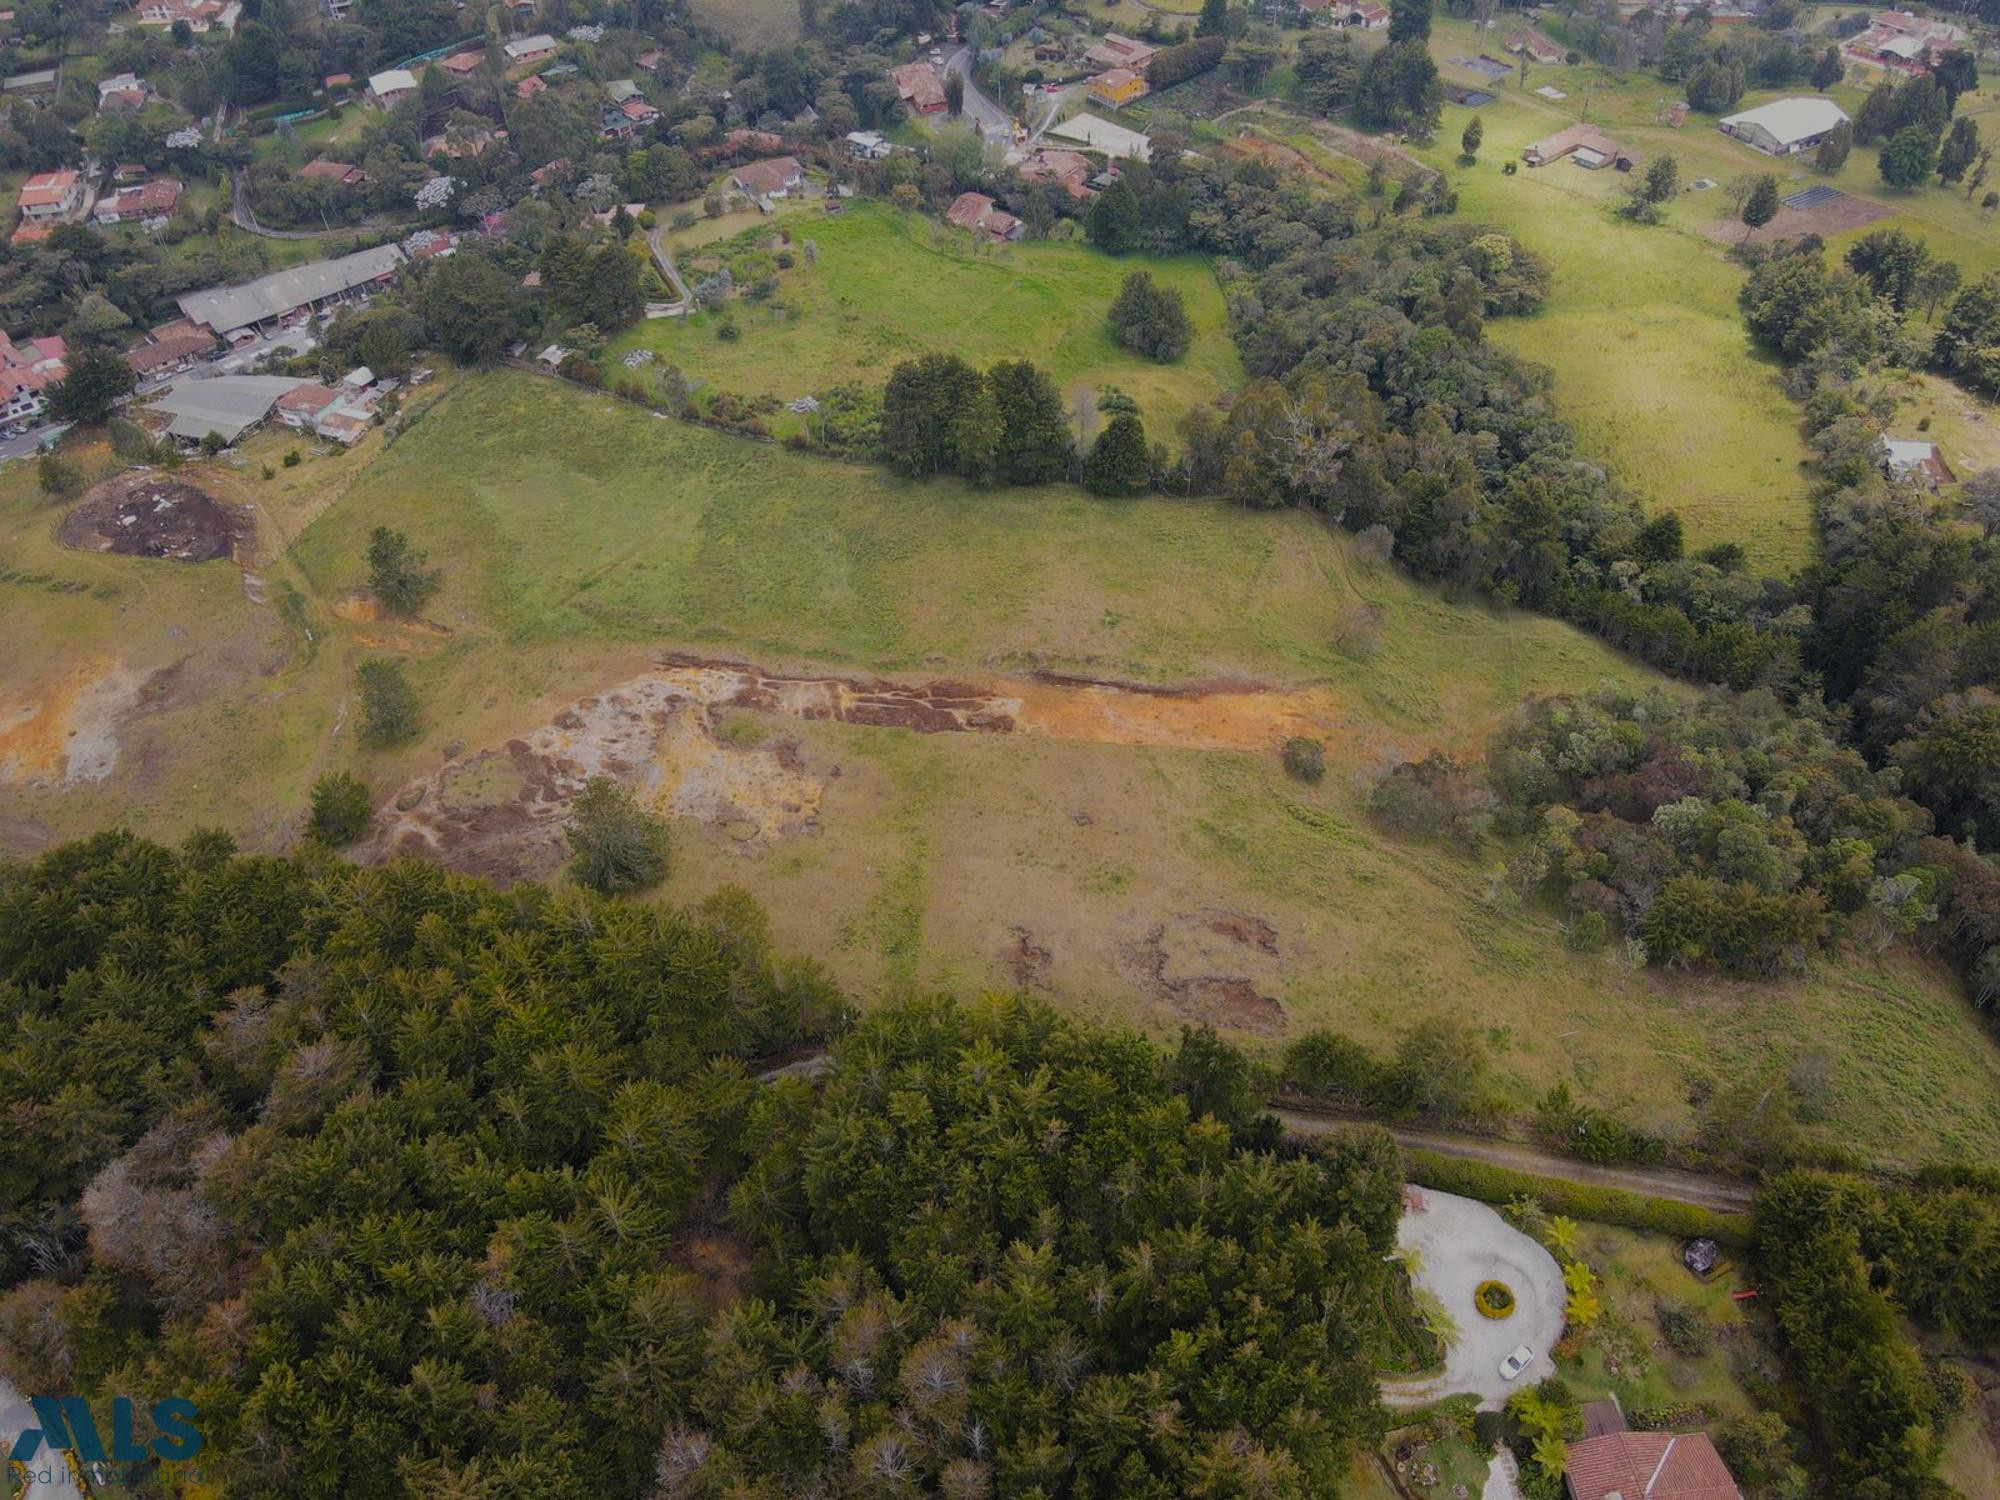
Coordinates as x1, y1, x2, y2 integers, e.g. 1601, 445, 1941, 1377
1719, 97, 1849, 155
176, 245, 404, 337
145, 375, 314, 444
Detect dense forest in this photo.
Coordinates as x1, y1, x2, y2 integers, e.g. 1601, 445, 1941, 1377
0, 833, 1406, 1498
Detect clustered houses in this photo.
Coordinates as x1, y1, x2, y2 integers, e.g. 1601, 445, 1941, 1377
93, 178, 182, 225
945, 190, 1021, 242
122, 319, 216, 383
0, 330, 66, 429
889, 61, 947, 115
1842, 8, 1970, 75
271, 373, 380, 445
1015, 148, 1095, 202
142, 369, 382, 447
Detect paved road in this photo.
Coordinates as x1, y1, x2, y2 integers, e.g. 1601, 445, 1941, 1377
642, 225, 692, 315
942, 45, 1017, 142
1276, 1106, 1757, 1213
0, 421, 68, 462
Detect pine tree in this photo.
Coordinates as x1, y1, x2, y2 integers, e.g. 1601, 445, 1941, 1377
1461, 115, 1483, 160
1084, 412, 1152, 495
1198, 0, 1230, 38
1086, 176, 1141, 254
1740, 174, 1780, 237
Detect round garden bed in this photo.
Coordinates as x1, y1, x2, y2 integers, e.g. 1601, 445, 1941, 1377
1474, 1279, 1517, 1320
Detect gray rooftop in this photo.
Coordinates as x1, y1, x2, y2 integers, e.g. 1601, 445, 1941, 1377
148, 375, 310, 443
177, 245, 404, 335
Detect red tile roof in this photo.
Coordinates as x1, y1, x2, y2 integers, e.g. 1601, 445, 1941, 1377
1565, 1432, 1741, 1500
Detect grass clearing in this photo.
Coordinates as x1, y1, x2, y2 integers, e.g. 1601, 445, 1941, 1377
687, 0, 801, 50
1375, 52, 1819, 572
617, 201, 1244, 437
6, 375, 1999, 1164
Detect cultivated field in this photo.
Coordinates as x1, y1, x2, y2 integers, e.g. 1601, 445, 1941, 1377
8, 373, 1996, 1165
616, 201, 1245, 436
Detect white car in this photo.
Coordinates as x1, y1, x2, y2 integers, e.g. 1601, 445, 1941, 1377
1499, 1344, 1535, 1381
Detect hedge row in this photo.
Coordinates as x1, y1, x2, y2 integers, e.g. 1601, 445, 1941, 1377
1403, 1149, 1757, 1248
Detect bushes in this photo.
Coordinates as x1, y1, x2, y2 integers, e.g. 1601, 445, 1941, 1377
1475, 1279, 1516, 1318
1147, 35, 1227, 90
1402, 1149, 1758, 1246
1281, 735, 1326, 783
1368, 751, 1494, 851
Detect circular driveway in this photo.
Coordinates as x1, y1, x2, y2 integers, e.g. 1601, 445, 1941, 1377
1381, 1187, 1566, 1408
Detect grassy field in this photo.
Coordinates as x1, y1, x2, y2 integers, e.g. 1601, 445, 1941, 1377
615, 201, 1245, 438
688, 0, 801, 49
6, 373, 1991, 1163
1371, 17, 2000, 571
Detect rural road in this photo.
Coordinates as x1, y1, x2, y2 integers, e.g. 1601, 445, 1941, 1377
1275, 1106, 1757, 1213
943, 45, 1016, 141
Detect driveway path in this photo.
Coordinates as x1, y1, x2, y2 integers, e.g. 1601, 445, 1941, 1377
0, 1379, 84, 1498
1381, 1187, 1566, 1409
1275, 1107, 1757, 1213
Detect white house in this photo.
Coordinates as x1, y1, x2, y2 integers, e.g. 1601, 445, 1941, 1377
504, 33, 559, 65
845, 130, 892, 160
368, 68, 418, 105
1718, 97, 1850, 155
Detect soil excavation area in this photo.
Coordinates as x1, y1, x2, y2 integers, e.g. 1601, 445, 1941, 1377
59, 472, 250, 563
370, 654, 1349, 888
0, 658, 153, 788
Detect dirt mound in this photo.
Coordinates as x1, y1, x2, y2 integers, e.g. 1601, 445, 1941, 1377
60, 472, 249, 563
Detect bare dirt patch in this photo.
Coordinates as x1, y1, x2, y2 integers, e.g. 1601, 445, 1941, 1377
1001, 927, 1053, 989
0, 658, 152, 787
59, 472, 250, 563
373, 656, 1349, 885
1697, 191, 1893, 246
1121, 914, 1288, 1035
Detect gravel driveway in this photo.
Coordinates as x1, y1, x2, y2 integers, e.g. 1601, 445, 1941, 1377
1381, 1187, 1566, 1408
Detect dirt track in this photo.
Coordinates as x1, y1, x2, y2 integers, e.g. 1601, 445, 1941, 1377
1275, 1106, 1758, 1213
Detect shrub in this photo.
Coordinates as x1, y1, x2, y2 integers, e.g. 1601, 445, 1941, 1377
306, 771, 374, 847
283, 450, 302, 468
1281, 736, 1326, 783
1369, 751, 1494, 850
1655, 1299, 1712, 1357
356, 658, 419, 747
565, 776, 669, 895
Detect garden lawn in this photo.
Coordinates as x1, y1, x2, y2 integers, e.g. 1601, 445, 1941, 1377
613, 201, 1245, 438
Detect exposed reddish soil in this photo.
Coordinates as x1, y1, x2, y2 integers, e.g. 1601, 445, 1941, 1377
59, 472, 250, 563
372, 656, 1347, 886
1697, 191, 1892, 246
0, 658, 153, 787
